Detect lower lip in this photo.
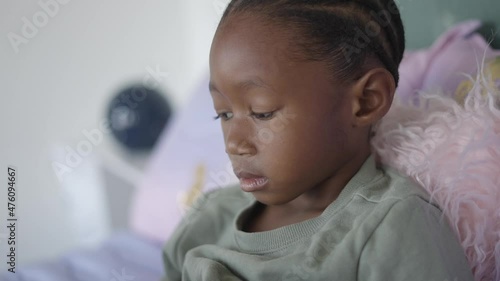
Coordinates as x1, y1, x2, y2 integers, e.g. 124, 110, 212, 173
239, 177, 268, 192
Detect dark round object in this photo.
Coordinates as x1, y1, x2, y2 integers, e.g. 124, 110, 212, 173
107, 85, 172, 151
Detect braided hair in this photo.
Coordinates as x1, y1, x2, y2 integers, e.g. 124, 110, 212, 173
217, 0, 405, 86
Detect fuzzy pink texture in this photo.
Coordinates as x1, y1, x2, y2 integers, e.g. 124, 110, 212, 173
371, 68, 500, 281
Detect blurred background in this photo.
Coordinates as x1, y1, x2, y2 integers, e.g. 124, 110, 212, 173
0, 0, 499, 273
0, 0, 225, 269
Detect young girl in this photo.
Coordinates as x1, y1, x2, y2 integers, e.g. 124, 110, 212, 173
161, 1, 474, 280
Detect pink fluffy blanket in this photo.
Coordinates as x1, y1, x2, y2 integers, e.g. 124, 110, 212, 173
371, 63, 500, 281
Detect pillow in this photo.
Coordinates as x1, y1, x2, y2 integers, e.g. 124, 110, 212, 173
397, 20, 500, 104
372, 59, 500, 281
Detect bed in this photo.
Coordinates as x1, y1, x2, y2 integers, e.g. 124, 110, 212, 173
1, 1, 499, 281
0, 232, 164, 281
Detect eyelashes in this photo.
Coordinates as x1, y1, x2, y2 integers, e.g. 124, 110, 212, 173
213, 112, 233, 121
252, 111, 274, 120
213, 111, 275, 121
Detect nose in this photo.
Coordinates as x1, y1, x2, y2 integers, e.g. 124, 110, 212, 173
224, 118, 256, 157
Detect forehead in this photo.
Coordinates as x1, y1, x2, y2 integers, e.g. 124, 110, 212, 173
209, 14, 336, 95
210, 15, 292, 79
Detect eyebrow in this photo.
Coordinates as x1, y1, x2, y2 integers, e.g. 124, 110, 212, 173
208, 77, 272, 93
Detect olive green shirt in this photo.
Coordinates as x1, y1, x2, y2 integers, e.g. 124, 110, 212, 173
161, 155, 473, 281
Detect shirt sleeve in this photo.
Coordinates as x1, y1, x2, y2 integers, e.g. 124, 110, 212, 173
357, 196, 474, 281
160, 189, 217, 281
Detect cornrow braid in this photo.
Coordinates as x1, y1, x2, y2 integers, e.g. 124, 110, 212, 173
218, 0, 406, 86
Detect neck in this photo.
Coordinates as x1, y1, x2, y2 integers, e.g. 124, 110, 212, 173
275, 148, 372, 215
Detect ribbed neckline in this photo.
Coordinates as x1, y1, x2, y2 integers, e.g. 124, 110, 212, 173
232, 154, 382, 254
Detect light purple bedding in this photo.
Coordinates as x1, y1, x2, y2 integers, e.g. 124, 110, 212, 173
0, 231, 164, 281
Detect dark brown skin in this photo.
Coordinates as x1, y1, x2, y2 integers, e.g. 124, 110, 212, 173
209, 13, 395, 232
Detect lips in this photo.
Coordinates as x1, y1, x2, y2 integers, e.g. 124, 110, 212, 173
234, 170, 269, 192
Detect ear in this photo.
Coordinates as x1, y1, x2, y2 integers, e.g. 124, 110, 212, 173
349, 68, 395, 127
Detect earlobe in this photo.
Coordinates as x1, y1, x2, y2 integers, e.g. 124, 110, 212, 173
351, 68, 395, 127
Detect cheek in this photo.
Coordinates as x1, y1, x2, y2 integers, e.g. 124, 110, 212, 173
252, 121, 288, 147
258, 111, 350, 163
254, 118, 319, 162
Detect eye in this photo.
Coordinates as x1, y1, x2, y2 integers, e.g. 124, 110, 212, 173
251, 111, 275, 120
213, 112, 233, 121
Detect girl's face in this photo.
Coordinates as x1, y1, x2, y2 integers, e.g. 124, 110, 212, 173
209, 14, 368, 207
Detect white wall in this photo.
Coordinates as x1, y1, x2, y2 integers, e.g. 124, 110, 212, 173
0, 0, 224, 268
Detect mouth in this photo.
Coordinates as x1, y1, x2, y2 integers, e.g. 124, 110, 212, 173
234, 171, 269, 192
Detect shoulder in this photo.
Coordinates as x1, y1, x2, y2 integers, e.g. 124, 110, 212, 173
180, 185, 252, 226
348, 163, 447, 236
162, 185, 251, 274
352, 167, 473, 280
198, 185, 252, 210
354, 163, 435, 209
356, 191, 473, 280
